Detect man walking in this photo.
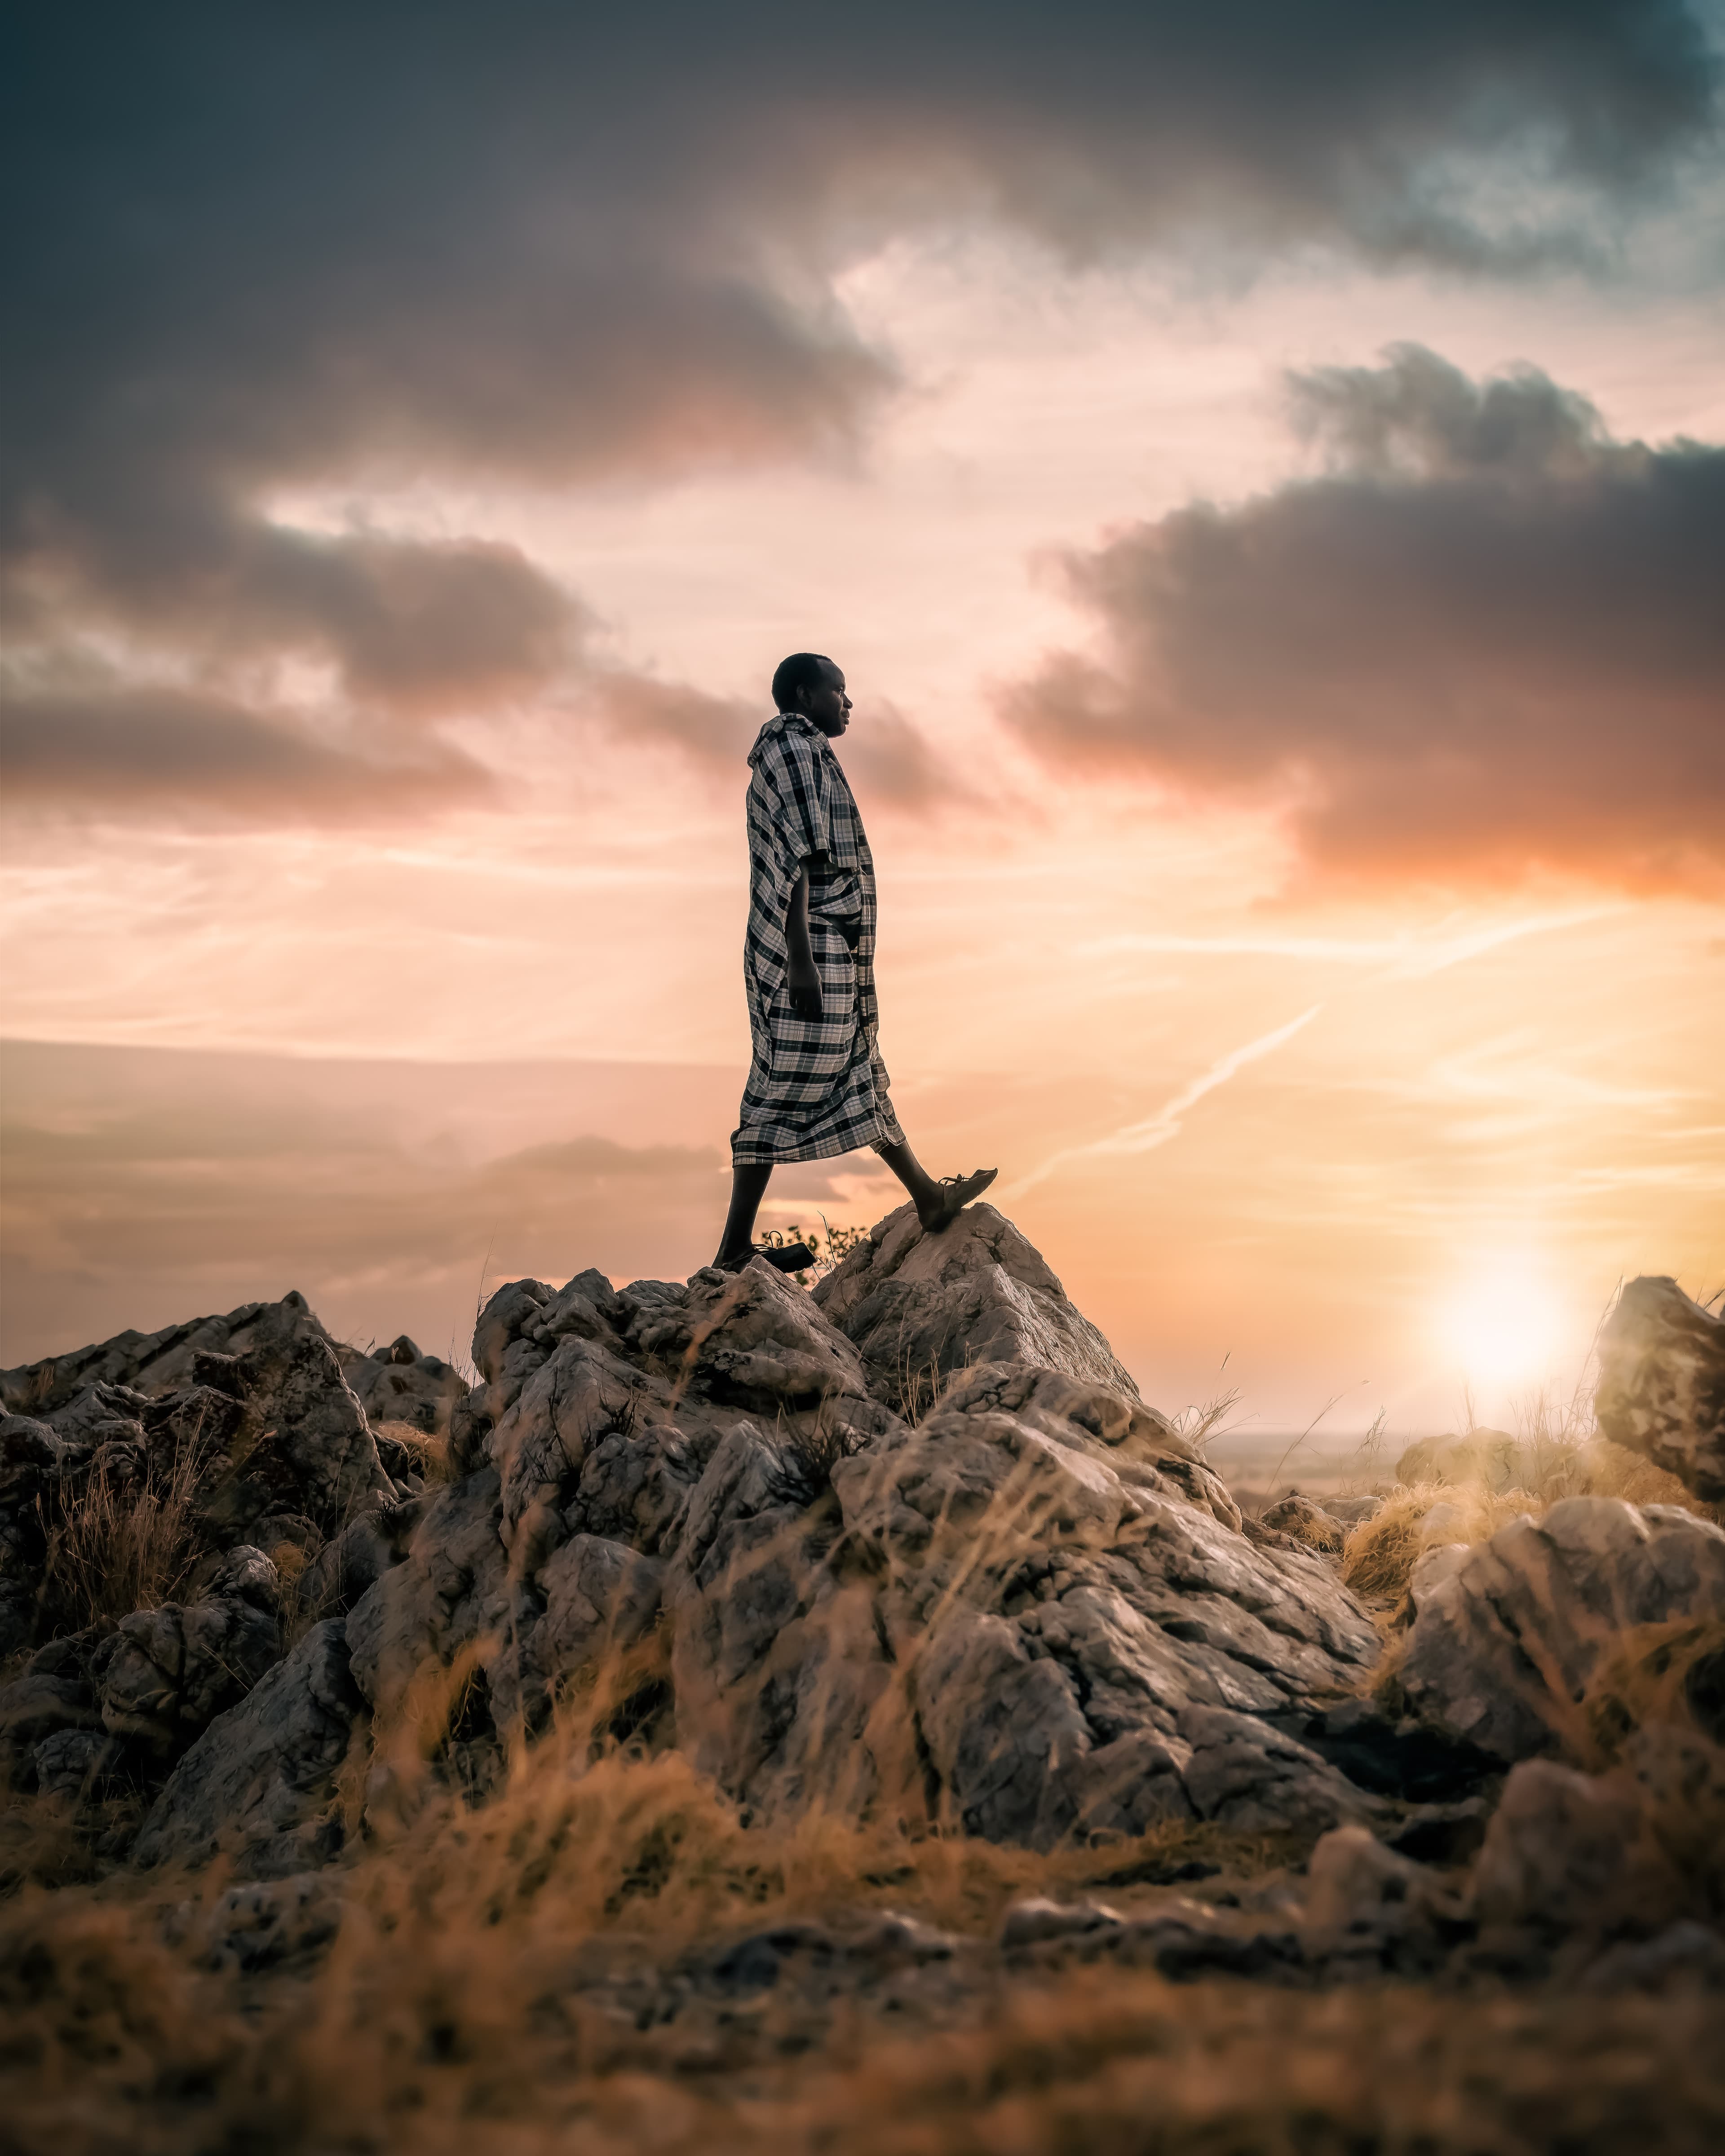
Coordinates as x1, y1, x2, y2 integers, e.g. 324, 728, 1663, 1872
714, 652, 996, 1272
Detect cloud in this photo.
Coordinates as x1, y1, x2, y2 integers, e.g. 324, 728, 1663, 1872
0, 680, 494, 821
590, 676, 960, 813
4, 8, 1716, 827
1006, 345, 1725, 892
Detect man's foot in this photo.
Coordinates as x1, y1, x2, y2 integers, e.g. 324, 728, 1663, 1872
716, 1241, 817, 1275
916, 1169, 998, 1234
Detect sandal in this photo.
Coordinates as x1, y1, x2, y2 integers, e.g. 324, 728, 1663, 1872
717, 1241, 817, 1275
919, 1168, 998, 1234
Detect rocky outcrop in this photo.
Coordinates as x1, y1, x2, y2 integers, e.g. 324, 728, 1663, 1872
1596, 1276, 1725, 1503
133, 1619, 364, 1877
0, 1293, 418, 1669
813, 1203, 1140, 1410
13, 1202, 1725, 1954
1400, 1497, 1725, 1762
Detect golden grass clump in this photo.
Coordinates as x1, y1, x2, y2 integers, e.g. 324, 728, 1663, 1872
37, 1435, 207, 1633
374, 1417, 454, 1485
1340, 1480, 1543, 1603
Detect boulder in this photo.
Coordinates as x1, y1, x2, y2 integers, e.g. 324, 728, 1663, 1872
133, 1619, 365, 1878
1470, 1758, 1664, 1939
1401, 1497, 1725, 1762
1595, 1276, 1725, 1503
813, 1202, 1140, 1410
95, 1547, 283, 1757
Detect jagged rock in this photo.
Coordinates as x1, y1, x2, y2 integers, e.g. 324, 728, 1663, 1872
208, 1330, 394, 1536
1261, 1493, 1345, 1554
31, 1205, 1675, 1879
0, 1631, 104, 1752
345, 1470, 510, 1723
340, 1338, 465, 1437
813, 1202, 1140, 1410
1595, 1276, 1725, 1503
133, 1619, 365, 1878
297, 1498, 425, 1619
0, 1298, 404, 1665
96, 1548, 282, 1756
1400, 1497, 1725, 1762
32, 1727, 124, 1801
802, 1368, 1384, 1845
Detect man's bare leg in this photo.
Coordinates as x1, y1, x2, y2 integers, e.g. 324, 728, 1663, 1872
876, 1138, 997, 1235
713, 1162, 816, 1272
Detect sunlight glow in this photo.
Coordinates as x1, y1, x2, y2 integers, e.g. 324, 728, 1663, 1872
1439, 1255, 1567, 1395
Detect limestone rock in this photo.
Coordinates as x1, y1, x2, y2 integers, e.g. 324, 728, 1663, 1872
813, 1202, 1140, 1409
1401, 1496, 1725, 1762
133, 1619, 365, 1877
1595, 1276, 1725, 1503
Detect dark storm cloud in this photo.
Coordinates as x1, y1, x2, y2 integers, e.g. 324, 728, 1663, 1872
0, 680, 493, 820
1, 3, 1717, 822
1006, 345, 1725, 892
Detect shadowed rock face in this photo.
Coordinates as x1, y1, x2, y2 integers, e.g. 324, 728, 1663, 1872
1596, 1277, 1725, 1504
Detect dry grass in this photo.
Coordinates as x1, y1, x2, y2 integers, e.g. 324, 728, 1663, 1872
375, 1416, 455, 1487
35, 1427, 214, 1634
2, 1746, 1722, 2156
1341, 1480, 1543, 1602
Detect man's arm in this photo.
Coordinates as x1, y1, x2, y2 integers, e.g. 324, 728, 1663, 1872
787, 859, 823, 1020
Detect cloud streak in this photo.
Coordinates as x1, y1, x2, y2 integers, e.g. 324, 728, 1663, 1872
1007, 1004, 1324, 1195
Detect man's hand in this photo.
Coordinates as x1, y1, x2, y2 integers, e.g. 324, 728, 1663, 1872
788, 957, 824, 1021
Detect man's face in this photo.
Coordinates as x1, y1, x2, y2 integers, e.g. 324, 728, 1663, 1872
800, 663, 851, 738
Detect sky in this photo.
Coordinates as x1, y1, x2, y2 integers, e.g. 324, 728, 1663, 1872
3, 1, 1723, 1439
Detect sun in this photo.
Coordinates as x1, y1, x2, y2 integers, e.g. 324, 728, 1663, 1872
1439, 1254, 1566, 1396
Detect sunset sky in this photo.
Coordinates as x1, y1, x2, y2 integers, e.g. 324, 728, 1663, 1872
4, 3, 1722, 1441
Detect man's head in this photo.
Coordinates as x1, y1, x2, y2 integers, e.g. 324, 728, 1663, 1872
772, 652, 850, 738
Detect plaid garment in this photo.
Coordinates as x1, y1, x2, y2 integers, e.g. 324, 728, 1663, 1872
731, 712, 906, 1166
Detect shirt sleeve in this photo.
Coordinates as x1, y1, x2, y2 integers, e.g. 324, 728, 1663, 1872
761, 728, 832, 867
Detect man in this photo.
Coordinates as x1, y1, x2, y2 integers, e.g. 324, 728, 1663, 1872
714, 652, 996, 1272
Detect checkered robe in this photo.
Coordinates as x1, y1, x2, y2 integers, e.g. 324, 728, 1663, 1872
731, 712, 906, 1166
